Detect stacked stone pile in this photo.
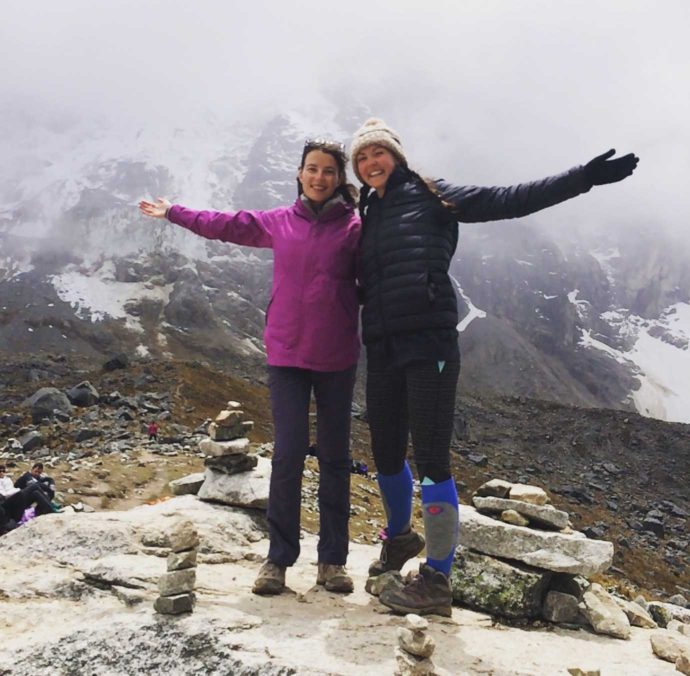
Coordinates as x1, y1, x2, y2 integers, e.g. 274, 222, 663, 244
451, 477, 690, 669
197, 401, 271, 509
394, 614, 440, 676
154, 519, 198, 615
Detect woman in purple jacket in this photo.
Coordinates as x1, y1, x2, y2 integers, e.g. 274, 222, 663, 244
139, 140, 361, 595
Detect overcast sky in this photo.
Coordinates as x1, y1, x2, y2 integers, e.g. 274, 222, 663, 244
2, 0, 688, 240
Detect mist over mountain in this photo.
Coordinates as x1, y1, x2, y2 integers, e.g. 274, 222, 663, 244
1, 98, 689, 422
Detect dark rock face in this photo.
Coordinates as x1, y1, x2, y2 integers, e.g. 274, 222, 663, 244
103, 354, 129, 372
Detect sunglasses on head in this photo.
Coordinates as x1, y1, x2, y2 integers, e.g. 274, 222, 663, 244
304, 138, 346, 153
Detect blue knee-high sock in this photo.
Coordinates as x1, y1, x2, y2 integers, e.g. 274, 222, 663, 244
377, 461, 414, 538
421, 477, 459, 576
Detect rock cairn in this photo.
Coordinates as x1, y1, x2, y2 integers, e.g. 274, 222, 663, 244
451, 477, 690, 670
196, 401, 270, 509
395, 614, 439, 676
154, 519, 199, 615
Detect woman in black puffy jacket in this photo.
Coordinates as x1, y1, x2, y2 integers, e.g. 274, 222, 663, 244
350, 117, 638, 616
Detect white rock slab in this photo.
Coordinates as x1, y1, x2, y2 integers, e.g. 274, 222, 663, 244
458, 505, 613, 576
198, 457, 271, 509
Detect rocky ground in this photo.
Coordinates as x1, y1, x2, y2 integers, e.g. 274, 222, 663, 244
0, 352, 688, 602
0, 495, 686, 676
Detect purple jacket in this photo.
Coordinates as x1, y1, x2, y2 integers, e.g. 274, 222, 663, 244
167, 197, 361, 371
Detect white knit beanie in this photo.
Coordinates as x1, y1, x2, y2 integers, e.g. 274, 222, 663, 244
350, 118, 407, 184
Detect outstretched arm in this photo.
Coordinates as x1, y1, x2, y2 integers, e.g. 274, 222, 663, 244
138, 198, 273, 248
437, 150, 639, 223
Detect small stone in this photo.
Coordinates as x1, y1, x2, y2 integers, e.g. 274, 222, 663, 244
365, 571, 403, 597
543, 591, 581, 624
677, 652, 690, 675
214, 409, 244, 425
580, 583, 630, 640
168, 520, 199, 553
198, 437, 250, 457
167, 549, 197, 571
670, 594, 689, 609
404, 614, 429, 632
169, 473, 205, 496
500, 509, 529, 527
567, 670, 600, 676
650, 631, 690, 663
508, 484, 548, 506
634, 594, 648, 610
475, 478, 512, 498
649, 603, 674, 628
398, 627, 435, 658
154, 593, 195, 615
614, 597, 658, 629
158, 568, 196, 597
112, 585, 145, 606
394, 647, 437, 676
226, 401, 242, 409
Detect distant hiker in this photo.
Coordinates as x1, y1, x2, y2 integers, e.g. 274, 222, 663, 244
139, 139, 361, 595
350, 117, 639, 616
147, 421, 159, 441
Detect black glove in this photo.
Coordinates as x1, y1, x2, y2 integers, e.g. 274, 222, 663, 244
584, 149, 639, 186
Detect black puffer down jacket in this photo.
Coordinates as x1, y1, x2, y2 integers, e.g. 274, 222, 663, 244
358, 165, 591, 346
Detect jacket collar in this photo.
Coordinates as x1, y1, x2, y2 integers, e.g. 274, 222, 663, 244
295, 193, 353, 222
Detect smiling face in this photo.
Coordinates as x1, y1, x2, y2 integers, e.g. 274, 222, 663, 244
297, 149, 341, 204
355, 144, 398, 196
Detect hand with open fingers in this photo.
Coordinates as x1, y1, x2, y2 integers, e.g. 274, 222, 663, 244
138, 197, 172, 219
584, 149, 639, 186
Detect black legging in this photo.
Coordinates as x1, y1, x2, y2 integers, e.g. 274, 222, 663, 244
366, 357, 460, 483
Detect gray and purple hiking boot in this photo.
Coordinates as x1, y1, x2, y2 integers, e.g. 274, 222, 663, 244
368, 528, 425, 577
379, 562, 452, 617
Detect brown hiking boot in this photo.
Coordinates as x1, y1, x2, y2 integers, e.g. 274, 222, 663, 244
316, 563, 354, 593
252, 560, 286, 595
379, 563, 452, 617
368, 529, 425, 577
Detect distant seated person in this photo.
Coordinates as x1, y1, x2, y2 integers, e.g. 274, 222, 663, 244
0, 463, 55, 532
147, 421, 159, 441
350, 460, 369, 477
15, 462, 56, 501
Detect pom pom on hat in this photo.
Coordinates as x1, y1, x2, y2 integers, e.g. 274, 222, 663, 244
350, 117, 407, 184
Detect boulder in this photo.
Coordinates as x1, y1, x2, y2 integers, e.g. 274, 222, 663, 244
458, 505, 613, 576
102, 353, 129, 371
66, 381, 100, 407
198, 457, 271, 509
19, 430, 44, 453
25, 387, 73, 423
473, 496, 569, 530
580, 584, 631, 640
450, 546, 552, 619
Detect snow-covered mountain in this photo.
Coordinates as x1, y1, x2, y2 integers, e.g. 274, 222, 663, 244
1, 101, 689, 423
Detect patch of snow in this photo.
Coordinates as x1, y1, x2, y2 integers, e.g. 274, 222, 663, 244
515, 259, 534, 266
135, 344, 150, 358
50, 264, 173, 334
451, 275, 487, 332
567, 289, 590, 320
